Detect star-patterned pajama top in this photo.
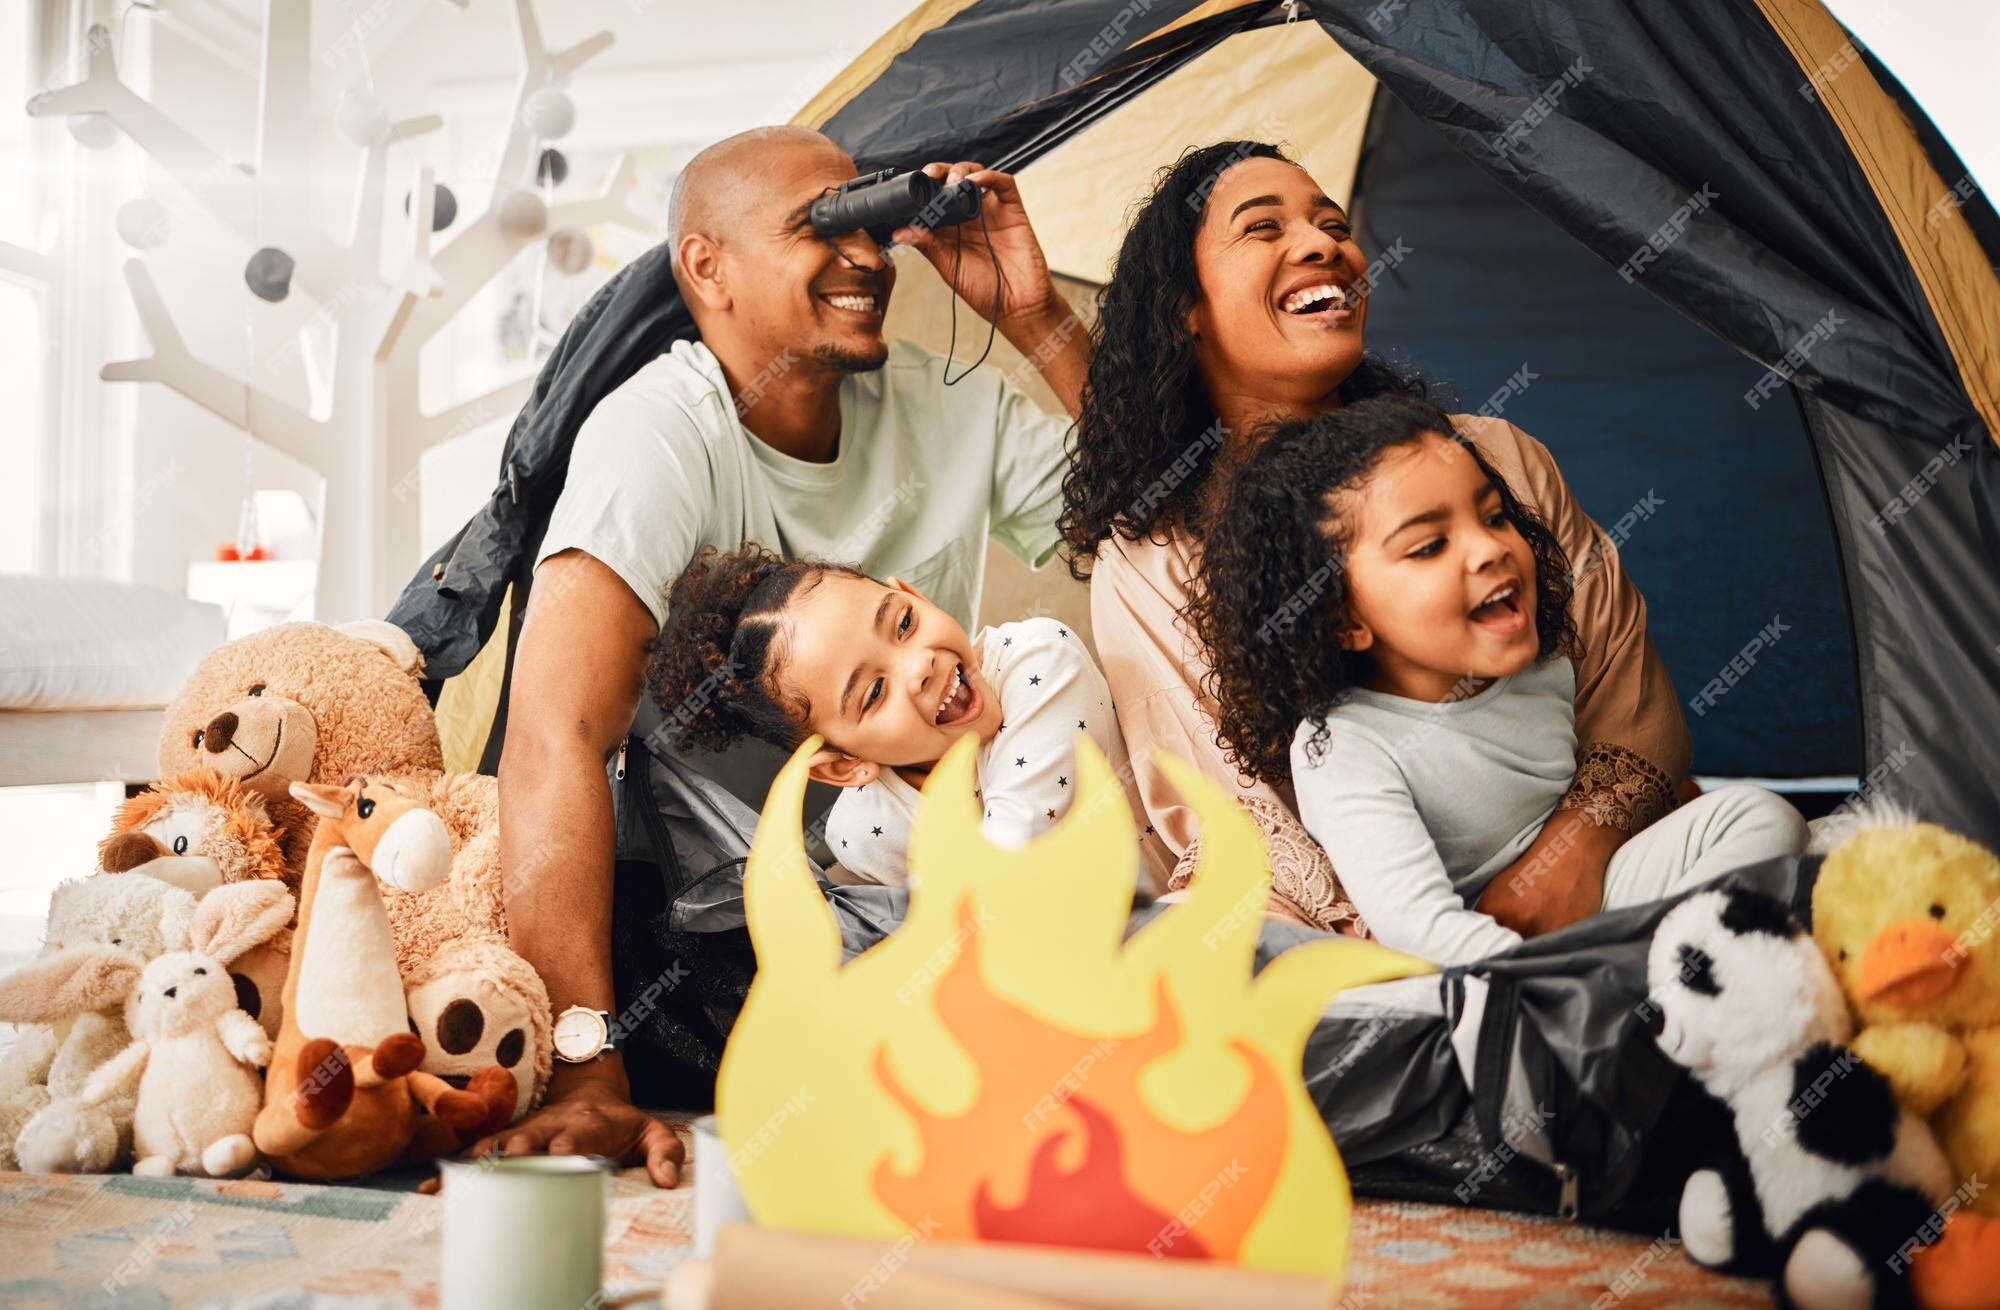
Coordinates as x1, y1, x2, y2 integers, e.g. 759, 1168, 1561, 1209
822, 616, 1174, 893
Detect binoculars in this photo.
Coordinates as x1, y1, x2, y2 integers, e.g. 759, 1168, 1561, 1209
810, 168, 983, 245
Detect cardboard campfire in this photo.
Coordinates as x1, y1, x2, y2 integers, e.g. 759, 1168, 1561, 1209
717, 736, 1429, 1287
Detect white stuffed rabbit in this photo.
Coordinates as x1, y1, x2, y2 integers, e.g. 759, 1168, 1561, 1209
0, 877, 292, 1174
0, 876, 197, 1172
83, 882, 293, 1177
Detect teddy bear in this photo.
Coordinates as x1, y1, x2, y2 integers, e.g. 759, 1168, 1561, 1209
0, 877, 291, 1174
1812, 807, 2000, 1310
97, 770, 294, 1039
155, 620, 551, 1122
1646, 884, 1952, 1310
83, 883, 294, 1177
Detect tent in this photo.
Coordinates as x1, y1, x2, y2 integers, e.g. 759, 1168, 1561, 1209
390, 0, 2000, 847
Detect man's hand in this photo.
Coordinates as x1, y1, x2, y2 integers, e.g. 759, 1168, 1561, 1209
1477, 808, 1627, 938
891, 162, 1063, 338
891, 160, 1089, 416
421, 1064, 685, 1192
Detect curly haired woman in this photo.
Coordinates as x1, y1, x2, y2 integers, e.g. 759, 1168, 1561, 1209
1061, 141, 1698, 936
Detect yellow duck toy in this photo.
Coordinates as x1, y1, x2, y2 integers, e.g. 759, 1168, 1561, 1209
1814, 814, 2000, 1310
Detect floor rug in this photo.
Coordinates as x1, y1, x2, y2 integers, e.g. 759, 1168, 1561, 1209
0, 1144, 1770, 1308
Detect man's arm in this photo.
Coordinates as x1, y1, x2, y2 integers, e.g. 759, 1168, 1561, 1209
457, 548, 683, 1187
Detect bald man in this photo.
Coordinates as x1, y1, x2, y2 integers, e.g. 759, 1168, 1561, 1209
472, 127, 1089, 1185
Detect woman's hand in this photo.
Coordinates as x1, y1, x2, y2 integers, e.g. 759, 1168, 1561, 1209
892, 162, 1063, 338
1477, 809, 1627, 938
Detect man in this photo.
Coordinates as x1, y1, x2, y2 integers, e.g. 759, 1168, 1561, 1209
464, 127, 1088, 1185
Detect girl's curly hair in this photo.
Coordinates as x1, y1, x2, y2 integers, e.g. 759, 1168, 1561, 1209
1058, 140, 1428, 578
1190, 395, 1580, 787
647, 544, 864, 756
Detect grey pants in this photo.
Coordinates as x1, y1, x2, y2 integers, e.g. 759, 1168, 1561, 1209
1602, 784, 1809, 910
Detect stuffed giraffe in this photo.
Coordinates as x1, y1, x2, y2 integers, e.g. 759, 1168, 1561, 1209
252, 777, 513, 1180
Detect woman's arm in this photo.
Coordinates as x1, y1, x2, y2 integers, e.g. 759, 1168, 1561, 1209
1090, 538, 1361, 930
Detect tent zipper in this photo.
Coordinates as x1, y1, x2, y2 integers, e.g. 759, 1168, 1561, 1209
1552, 1160, 1579, 1220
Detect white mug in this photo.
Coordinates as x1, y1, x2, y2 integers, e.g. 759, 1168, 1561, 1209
439, 1154, 610, 1310
692, 1115, 752, 1258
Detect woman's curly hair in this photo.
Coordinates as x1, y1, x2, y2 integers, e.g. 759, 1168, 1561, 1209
1058, 140, 1428, 578
1190, 395, 1580, 787
646, 544, 864, 756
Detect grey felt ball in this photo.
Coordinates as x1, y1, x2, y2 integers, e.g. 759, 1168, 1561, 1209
536, 148, 569, 187
244, 247, 295, 303
403, 183, 459, 231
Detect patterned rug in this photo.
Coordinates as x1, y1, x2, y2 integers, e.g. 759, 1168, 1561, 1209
0, 1147, 1770, 1308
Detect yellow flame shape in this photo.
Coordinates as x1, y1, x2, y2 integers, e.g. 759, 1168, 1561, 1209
718, 733, 1430, 1284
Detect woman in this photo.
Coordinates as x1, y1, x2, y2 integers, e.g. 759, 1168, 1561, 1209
1061, 141, 1690, 934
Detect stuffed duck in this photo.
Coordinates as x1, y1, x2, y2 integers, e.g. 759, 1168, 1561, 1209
1814, 813, 2000, 1310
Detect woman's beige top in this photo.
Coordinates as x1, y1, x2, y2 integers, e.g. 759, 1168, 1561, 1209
1090, 413, 1691, 930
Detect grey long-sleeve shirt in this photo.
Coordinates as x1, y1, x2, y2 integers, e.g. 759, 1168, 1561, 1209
1290, 657, 1577, 965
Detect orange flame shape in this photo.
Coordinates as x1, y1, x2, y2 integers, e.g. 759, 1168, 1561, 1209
870, 897, 1288, 1259
718, 735, 1429, 1286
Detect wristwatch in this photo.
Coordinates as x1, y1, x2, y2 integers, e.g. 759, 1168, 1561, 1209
552, 1005, 619, 1064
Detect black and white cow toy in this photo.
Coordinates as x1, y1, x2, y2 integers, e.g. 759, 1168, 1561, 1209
1645, 886, 1953, 1310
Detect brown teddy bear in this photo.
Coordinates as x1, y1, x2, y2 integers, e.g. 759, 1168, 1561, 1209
155, 620, 551, 1123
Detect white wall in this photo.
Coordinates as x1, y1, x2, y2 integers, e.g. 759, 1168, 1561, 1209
1824, 0, 1999, 194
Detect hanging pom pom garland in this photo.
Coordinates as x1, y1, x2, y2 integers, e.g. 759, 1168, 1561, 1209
497, 190, 549, 239
68, 112, 121, 150
116, 196, 172, 250
524, 87, 575, 140
334, 88, 392, 149
536, 147, 569, 187
244, 247, 295, 303
546, 227, 593, 276
404, 182, 459, 230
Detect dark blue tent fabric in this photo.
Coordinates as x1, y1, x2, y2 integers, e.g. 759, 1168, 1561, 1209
1353, 94, 1859, 778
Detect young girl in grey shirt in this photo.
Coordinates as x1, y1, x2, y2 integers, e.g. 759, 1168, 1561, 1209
1191, 396, 1805, 966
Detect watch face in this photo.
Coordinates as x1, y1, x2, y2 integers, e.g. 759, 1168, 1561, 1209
553, 1008, 608, 1060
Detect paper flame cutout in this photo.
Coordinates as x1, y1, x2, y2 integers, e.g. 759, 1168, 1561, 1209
718, 734, 1428, 1285
871, 899, 1287, 1259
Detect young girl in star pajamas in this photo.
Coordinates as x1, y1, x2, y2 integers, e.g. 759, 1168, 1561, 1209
647, 543, 1172, 892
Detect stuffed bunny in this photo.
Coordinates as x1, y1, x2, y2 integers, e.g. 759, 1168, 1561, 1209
0, 877, 293, 1174
84, 883, 292, 1176
0, 876, 196, 1172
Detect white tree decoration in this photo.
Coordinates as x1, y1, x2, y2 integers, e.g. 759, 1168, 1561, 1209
26, 0, 649, 619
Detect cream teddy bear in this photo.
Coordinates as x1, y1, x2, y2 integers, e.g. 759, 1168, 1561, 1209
84, 884, 293, 1177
